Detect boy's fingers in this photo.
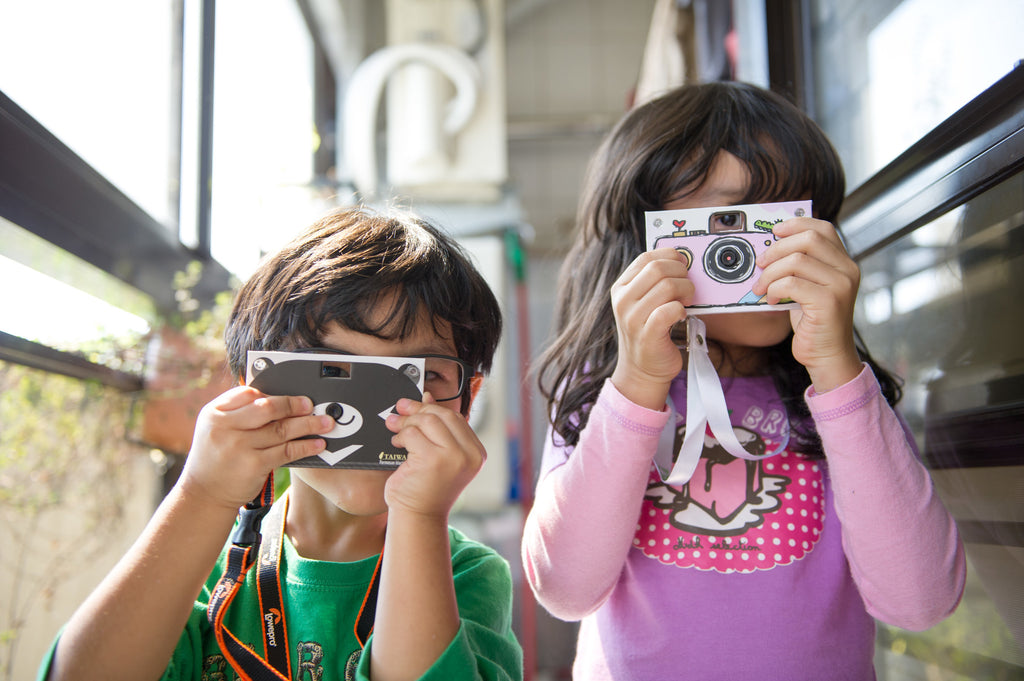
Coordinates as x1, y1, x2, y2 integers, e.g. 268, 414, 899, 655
252, 413, 334, 449
220, 394, 316, 431
394, 419, 486, 473
279, 436, 328, 464
391, 404, 481, 456
209, 385, 263, 411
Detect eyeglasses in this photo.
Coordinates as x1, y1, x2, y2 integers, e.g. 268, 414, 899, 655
295, 348, 474, 403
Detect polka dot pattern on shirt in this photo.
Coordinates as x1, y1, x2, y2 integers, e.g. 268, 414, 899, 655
634, 448, 824, 573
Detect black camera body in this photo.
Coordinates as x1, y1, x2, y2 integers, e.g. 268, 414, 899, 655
246, 350, 423, 469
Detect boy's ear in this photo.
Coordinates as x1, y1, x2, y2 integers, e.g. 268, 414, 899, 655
462, 373, 485, 418
469, 373, 484, 401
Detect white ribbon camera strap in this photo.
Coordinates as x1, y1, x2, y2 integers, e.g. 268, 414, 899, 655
662, 316, 783, 486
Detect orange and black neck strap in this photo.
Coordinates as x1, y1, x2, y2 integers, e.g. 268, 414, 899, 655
207, 475, 383, 681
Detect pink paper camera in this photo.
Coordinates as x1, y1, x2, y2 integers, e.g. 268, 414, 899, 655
644, 200, 811, 314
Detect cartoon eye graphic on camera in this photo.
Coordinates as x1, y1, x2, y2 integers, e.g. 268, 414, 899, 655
645, 200, 811, 313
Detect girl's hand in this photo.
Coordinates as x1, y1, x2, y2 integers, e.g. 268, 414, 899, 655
383, 393, 485, 519
179, 386, 335, 511
609, 248, 694, 410
752, 217, 864, 392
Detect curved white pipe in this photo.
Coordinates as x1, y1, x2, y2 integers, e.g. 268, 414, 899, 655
343, 43, 481, 197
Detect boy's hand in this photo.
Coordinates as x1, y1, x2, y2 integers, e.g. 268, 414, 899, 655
609, 248, 694, 410
752, 217, 864, 391
179, 386, 335, 511
383, 393, 485, 519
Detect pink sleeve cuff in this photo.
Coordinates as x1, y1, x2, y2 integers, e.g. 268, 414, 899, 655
600, 379, 673, 433
804, 363, 880, 421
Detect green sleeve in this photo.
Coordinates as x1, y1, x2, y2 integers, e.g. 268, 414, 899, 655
355, 537, 523, 680
34, 631, 60, 681
34, 612, 205, 681
158, 601, 210, 681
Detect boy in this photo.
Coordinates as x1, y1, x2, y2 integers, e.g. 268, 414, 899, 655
39, 207, 522, 681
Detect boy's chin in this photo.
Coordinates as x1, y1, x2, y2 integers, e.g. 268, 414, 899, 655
290, 466, 392, 516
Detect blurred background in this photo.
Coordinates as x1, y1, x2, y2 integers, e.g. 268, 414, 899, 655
1, 1, 1022, 679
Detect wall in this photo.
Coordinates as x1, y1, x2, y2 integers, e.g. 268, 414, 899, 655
503, 0, 657, 676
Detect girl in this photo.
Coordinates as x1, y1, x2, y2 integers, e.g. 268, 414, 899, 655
521, 82, 965, 680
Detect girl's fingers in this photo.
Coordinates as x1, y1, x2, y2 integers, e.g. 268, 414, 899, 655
770, 215, 845, 243
754, 252, 858, 301
612, 256, 694, 325
640, 299, 689, 336
759, 218, 852, 271
613, 269, 692, 316
615, 248, 688, 289
753, 217, 859, 303
763, 274, 843, 308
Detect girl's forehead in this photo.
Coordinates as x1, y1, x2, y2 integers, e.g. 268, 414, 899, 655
664, 151, 752, 210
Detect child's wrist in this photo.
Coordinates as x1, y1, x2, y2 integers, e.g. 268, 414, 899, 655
609, 368, 670, 411
807, 356, 864, 394
386, 504, 451, 535
175, 475, 253, 516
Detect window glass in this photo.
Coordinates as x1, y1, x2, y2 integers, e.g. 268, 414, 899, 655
811, 0, 1024, 189
208, 0, 327, 279
856, 173, 1024, 678
0, 1, 177, 226
0, 217, 153, 365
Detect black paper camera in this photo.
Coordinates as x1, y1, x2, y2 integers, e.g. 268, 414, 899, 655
246, 350, 424, 469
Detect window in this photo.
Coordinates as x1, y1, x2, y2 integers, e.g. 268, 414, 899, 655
0, 1, 177, 225
810, 0, 1024, 189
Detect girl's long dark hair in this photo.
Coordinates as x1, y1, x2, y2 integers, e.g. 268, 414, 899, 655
537, 82, 901, 453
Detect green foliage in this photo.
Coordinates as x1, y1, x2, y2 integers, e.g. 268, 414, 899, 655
0, 361, 149, 679
0, 260, 238, 679
169, 261, 238, 350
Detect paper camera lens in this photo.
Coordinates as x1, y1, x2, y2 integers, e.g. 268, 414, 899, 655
704, 237, 756, 283
718, 246, 740, 268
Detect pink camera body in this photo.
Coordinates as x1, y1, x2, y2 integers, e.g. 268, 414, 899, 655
653, 230, 775, 308
644, 200, 811, 314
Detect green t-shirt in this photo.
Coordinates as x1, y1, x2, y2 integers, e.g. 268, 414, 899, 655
38, 526, 522, 681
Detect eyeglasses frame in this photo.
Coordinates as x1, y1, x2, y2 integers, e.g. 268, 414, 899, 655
289, 347, 475, 402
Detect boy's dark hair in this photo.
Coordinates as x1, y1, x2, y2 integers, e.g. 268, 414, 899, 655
225, 206, 502, 412
538, 81, 901, 452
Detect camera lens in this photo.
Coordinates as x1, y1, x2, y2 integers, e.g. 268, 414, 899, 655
704, 237, 756, 283
718, 246, 740, 269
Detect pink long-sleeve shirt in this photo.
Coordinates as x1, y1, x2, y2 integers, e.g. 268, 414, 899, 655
522, 365, 965, 680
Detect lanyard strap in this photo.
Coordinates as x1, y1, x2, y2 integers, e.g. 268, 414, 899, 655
255, 490, 291, 675
208, 475, 287, 681
661, 316, 784, 486
207, 475, 383, 681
